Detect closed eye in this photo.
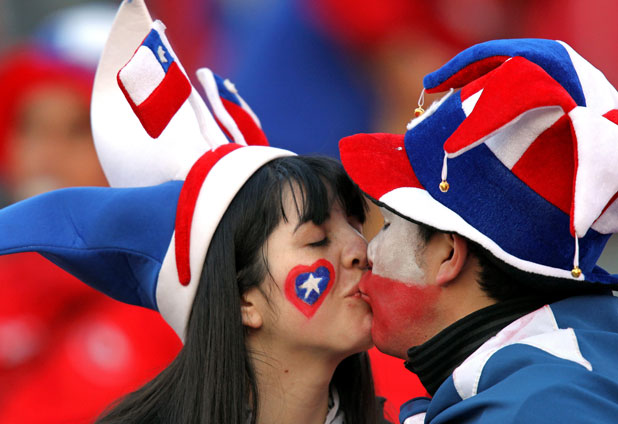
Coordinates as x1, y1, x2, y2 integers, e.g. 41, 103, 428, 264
382, 222, 390, 231
308, 237, 330, 248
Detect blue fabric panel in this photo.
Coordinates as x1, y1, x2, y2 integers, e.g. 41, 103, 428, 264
226, 0, 375, 158
424, 39, 586, 107
409, 296, 618, 423
405, 92, 610, 276
551, 295, 618, 366
214, 73, 241, 106
475, 344, 618, 423
399, 396, 430, 424
142, 28, 173, 72
0, 181, 183, 310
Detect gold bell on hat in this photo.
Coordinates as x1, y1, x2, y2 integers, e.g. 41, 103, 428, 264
571, 266, 582, 278
414, 88, 426, 117
439, 180, 449, 192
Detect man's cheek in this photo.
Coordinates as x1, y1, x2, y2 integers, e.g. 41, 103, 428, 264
364, 273, 440, 335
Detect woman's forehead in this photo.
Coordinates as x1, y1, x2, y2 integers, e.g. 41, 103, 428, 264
279, 180, 334, 223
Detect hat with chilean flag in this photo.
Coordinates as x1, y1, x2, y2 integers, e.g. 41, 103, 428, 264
0, 0, 294, 341
340, 39, 618, 287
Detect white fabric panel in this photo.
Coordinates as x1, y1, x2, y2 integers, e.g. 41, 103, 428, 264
92, 12, 228, 188
570, 106, 618, 236
461, 89, 482, 117
156, 146, 294, 341
558, 41, 618, 113
197, 68, 246, 145
593, 199, 618, 234
118, 45, 164, 105
485, 106, 564, 169
452, 305, 591, 400
404, 413, 427, 424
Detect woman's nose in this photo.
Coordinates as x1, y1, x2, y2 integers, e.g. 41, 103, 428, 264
342, 228, 368, 269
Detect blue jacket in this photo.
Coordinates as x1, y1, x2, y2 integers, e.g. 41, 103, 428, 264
400, 295, 618, 423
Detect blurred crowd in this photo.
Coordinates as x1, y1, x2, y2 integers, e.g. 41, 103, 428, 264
0, 0, 616, 422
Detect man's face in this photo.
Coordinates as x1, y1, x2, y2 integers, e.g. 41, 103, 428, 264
359, 207, 441, 358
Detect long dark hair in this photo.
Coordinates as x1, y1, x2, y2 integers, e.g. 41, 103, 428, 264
96, 155, 381, 424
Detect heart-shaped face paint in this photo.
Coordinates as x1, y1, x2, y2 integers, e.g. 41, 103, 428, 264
284, 259, 335, 318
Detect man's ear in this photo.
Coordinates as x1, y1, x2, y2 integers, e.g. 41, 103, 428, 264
241, 286, 264, 329
435, 233, 468, 287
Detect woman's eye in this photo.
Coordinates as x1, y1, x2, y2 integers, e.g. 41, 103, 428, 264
382, 222, 391, 231
309, 237, 330, 248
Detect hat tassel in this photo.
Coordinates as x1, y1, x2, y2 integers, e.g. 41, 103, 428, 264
414, 88, 426, 117
440, 152, 450, 192
571, 236, 582, 278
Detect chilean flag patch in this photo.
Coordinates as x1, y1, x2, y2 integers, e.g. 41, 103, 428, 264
117, 27, 191, 138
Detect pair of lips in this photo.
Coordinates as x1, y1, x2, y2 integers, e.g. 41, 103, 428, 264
358, 271, 374, 304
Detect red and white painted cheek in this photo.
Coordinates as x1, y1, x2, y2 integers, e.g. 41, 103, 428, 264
359, 271, 441, 354
284, 259, 335, 318
363, 213, 440, 351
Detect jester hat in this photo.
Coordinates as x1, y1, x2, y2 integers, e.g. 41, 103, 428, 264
340, 39, 618, 287
0, 0, 294, 341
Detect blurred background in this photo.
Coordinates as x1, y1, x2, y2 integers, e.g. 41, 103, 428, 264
0, 0, 617, 422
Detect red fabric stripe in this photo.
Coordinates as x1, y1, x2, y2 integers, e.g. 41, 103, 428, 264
118, 61, 191, 138
175, 143, 242, 285
427, 56, 510, 94
569, 117, 579, 236
459, 67, 497, 101
512, 115, 574, 215
444, 57, 577, 155
603, 109, 618, 125
221, 98, 269, 146
339, 133, 424, 201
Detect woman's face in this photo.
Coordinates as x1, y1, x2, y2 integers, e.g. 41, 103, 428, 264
257, 187, 373, 359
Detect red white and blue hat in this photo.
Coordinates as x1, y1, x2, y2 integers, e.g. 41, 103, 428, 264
0, 0, 294, 341
340, 39, 618, 287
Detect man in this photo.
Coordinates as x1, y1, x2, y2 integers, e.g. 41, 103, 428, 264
340, 39, 618, 423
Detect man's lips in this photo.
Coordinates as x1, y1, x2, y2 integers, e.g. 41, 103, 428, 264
357, 271, 374, 305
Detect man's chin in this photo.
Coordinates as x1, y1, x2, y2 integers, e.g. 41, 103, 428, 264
371, 327, 408, 360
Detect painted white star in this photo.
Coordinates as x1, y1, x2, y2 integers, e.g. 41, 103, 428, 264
299, 273, 323, 299
157, 45, 168, 63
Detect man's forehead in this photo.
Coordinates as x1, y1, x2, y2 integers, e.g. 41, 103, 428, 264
379, 205, 417, 227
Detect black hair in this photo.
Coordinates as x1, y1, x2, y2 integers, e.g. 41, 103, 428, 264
96, 155, 381, 424
415, 221, 607, 303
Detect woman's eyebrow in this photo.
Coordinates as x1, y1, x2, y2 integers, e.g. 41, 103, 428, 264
293, 214, 330, 233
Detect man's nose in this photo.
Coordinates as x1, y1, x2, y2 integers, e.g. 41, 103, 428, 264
366, 238, 376, 270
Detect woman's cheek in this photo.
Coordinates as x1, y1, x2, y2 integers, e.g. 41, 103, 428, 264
283, 259, 335, 318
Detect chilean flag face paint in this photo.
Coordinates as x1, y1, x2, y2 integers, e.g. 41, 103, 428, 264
117, 26, 191, 138
284, 259, 335, 318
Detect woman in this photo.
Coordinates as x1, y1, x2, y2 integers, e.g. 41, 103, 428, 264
95, 155, 381, 423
